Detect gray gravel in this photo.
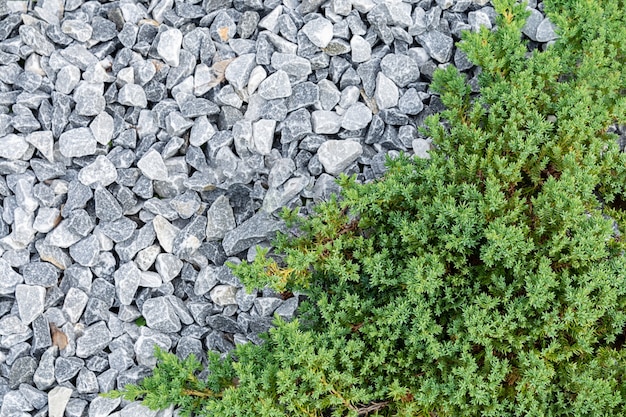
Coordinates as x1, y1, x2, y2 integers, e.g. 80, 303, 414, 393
0, 0, 577, 415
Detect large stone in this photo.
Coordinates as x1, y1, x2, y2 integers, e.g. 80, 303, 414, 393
22, 262, 58, 287
417, 30, 454, 63
0, 258, 23, 295
48, 386, 73, 417
380, 53, 420, 87
301, 17, 334, 48
258, 70, 292, 100
59, 128, 97, 158
137, 149, 168, 181
222, 212, 283, 256
317, 140, 363, 175
341, 102, 372, 130
157, 28, 183, 67
118, 83, 148, 108
224, 53, 256, 90
76, 321, 112, 358
15, 284, 45, 325
142, 297, 182, 333
0, 134, 30, 160
114, 262, 141, 306
206, 195, 236, 241
78, 155, 118, 187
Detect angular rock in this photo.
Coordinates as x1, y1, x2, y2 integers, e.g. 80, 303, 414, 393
143, 297, 182, 333
536, 17, 558, 42
118, 84, 148, 108
317, 140, 363, 175
417, 30, 454, 63
380, 53, 420, 87
206, 195, 236, 241
258, 70, 292, 100
224, 53, 256, 90
222, 211, 283, 256
375, 72, 399, 110
59, 128, 97, 158
15, 284, 45, 325
157, 28, 183, 67
76, 321, 112, 358
48, 386, 72, 417
22, 262, 58, 287
95, 186, 123, 222
114, 262, 141, 306
137, 149, 168, 181
302, 17, 334, 48
62, 288, 89, 323
341, 102, 372, 130
0, 134, 30, 160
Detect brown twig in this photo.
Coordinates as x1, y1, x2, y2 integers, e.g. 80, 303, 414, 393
356, 401, 390, 415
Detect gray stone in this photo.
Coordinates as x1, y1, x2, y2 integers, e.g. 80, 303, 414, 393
59, 128, 97, 158
0, 134, 30, 160
262, 176, 309, 213
417, 30, 454, 63
143, 297, 181, 333
522, 8, 544, 41
224, 53, 256, 90
9, 356, 37, 390
48, 386, 73, 417
172, 215, 207, 258
61, 19, 92, 42
22, 262, 58, 287
152, 215, 179, 253
95, 186, 123, 221
412, 138, 432, 159
76, 367, 99, 394
286, 81, 319, 112
18, 383, 46, 410
222, 211, 284, 256
317, 140, 363, 175
70, 235, 100, 267
210, 284, 238, 306
157, 28, 183, 67
350, 35, 371, 63
170, 191, 201, 219
87, 396, 120, 417
0, 259, 23, 295
33, 208, 61, 233
33, 347, 57, 390
118, 84, 148, 108
302, 17, 333, 48
120, 402, 158, 417
268, 158, 295, 188
19, 26, 54, 56
114, 262, 141, 306
155, 253, 183, 282
0, 390, 32, 416
536, 17, 558, 42
375, 72, 399, 110
15, 285, 45, 325
78, 155, 118, 187
76, 321, 112, 358
133, 327, 171, 367
254, 297, 283, 317
252, 119, 276, 155
468, 10, 492, 32
236, 288, 257, 311
380, 53, 420, 87
62, 288, 89, 323
205, 195, 236, 241
190, 116, 216, 147
89, 112, 114, 146
54, 356, 83, 383
137, 149, 168, 181
25, 131, 54, 163
258, 70, 292, 100
275, 296, 299, 319
270, 53, 312, 83
341, 102, 372, 130
74, 82, 106, 116
99, 218, 137, 243
66, 209, 95, 238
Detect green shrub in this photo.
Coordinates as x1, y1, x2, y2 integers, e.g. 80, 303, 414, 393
106, 0, 626, 415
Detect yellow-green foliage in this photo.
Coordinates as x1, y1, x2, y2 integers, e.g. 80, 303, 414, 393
106, 0, 626, 415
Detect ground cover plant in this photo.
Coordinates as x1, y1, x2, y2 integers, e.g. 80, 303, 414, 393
107, 0, 626, 415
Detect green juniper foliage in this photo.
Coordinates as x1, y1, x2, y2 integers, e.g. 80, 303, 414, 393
106, 0, 626, 415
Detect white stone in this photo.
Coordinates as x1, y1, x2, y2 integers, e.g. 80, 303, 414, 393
26, 131, 54, 162
0, 134, 30, 160
48, 386, 73, 417
302, 17, 334, 48
78, 155, 118, 187
317, 140, 363, 175
90, 112, 114, 145
252, 119, 276, 155
210, 285, 238, 306
374, 72, 399, 110
137, 149, 168, 181
153, 215, 180, 253
16, 284, 46, 325
157, 28, 183, 67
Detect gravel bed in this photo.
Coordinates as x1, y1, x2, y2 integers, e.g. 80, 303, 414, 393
0, 0, 563, 415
